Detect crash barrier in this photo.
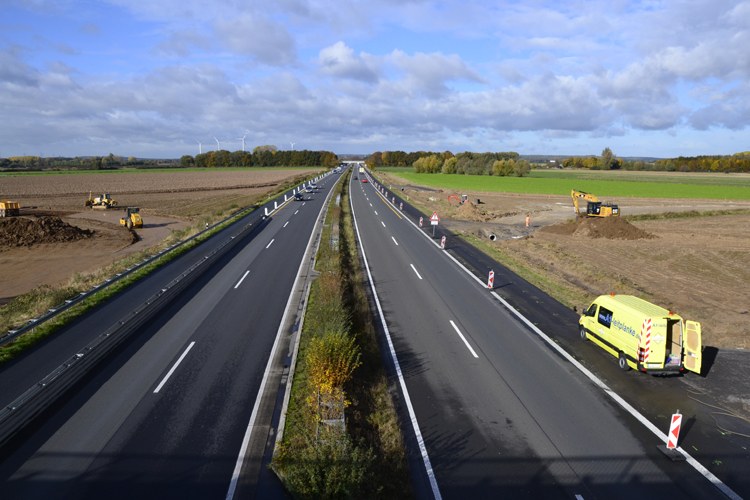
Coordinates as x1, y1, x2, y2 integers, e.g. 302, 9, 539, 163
0, 175, 322, 446
0, 175, 319, 350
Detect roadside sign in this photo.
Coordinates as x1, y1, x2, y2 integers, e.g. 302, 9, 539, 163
419, 217, 423, 227
430, 212, 440, 226
667, 412, 682, 449
487, 270, 494, 289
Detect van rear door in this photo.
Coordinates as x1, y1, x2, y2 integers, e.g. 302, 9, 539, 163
683, 321, 702, 374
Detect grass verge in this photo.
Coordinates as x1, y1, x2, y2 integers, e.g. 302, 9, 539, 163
624, 208, 750, 221
0, 173, 317, 365
272, 170, 413, 499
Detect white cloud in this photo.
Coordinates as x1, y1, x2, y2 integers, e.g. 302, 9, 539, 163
317, 42, 379, 83
213, 14, 297, 65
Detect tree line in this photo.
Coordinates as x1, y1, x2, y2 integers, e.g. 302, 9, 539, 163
562, 148, 750, 173
366, 150, 531, 176
0, 154, 168, 170
181, 147, 338, 168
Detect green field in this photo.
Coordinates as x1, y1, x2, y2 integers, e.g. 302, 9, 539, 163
384, 172, 750, 200
0, 166, 322, 178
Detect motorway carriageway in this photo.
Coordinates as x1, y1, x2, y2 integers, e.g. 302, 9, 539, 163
350, 171, 733, 500
0, 170, 342, 499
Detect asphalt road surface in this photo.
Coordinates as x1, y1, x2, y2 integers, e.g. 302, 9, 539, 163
0, 171, 341, 499
350, 172, 733, 500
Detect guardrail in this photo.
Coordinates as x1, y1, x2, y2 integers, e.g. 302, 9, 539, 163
0, 170, 334, 447
0, 173, 326, 349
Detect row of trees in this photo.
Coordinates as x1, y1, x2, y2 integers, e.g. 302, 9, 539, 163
0, 154, 170, 170
366, 150, 530, 176
561, 149, 750, 173
180, 148, 338, 169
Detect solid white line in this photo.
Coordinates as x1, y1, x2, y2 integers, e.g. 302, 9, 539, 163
226, 172, 343, 500
349, 178, 442, 500
283, 221, 288, 228
410, 264, 423, 280
234, 270, 250, 289
450, 320, 479, 358
153, 342, 195, 393
380, 172, 742, 500
381, 221, 386, 227
266, 239, 274, 249
391, 236, 398, 245
294, 210, 298, 214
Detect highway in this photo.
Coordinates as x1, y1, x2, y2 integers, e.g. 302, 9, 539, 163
0, 170, 342, 499
349, 170, 732, 500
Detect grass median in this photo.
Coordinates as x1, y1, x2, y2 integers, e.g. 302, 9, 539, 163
272, 170, 413, 500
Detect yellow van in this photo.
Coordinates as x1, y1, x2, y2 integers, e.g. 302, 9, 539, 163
579, 294, 702, 375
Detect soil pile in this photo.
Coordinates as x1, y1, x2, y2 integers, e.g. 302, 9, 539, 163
541, 216, 655, 240
455, 201, 492, 222
0, 216, 94, 247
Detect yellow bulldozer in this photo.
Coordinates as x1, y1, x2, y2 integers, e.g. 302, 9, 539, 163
120, 207, 143, 229
85, 192, 117, 209
571, 189, 620, 217
1, 199, 20, 217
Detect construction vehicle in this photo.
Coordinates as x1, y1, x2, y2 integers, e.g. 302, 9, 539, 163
120, 207, 143, 229
571, 189, 619, 217
447, 194, 469, 206
85, 192, 117, 209
0, 199, 20, 217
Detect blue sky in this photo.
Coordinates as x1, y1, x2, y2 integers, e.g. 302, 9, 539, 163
1, 0, 749, 159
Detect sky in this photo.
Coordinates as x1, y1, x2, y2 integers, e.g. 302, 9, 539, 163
1, 0, 749, 159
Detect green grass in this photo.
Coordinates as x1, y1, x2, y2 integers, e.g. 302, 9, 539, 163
0, 166, 324, 177
385, 172, 750, 200
529, 169, 750, 187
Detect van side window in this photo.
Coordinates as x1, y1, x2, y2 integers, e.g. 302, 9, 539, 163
597, 307, 613, 328
586, 304, 598, 317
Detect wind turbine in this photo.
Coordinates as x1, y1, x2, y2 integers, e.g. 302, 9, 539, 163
290, 141, 296, 151
237, 132, 248, 152
196, 140, 203, 154
212, 134, 221, 151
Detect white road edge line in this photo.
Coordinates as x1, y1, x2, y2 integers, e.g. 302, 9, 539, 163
234, 270, 250, 289
391, 236, 398, 245
376, 170, 743, 500
349, 176, 443, 500
266, 239, 274, 249
153, 341, 195, 393
410, 264, 423, 280
450, 320, 479, 358
226, 174, 342, 500
283, 221, 289, 228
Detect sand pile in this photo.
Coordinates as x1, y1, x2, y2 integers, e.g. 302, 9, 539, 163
455, 201, 493, 222
541, 217, 655, 240
0, 216, 94, 247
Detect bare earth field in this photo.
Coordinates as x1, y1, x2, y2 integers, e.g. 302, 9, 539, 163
0, 169, 311, 303
378, 171, 750, 349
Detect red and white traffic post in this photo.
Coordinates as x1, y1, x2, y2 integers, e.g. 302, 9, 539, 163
487, 270, 495, 289
441, 236, 446, 249
400, 202, 403, 210
667, 411, 682, 449
419, 217, 423, 227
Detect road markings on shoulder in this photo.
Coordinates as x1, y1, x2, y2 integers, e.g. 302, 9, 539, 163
266, 239, 275, 249
450, 320, 479, 358
410, 264, 422, 280
392, 236, 398, 245
154, 341, 196, 393
381, 221, 386, 227
283, 221, 289, 228
234, 270, 250, 289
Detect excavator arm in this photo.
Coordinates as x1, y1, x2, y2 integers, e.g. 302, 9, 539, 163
571, 189, 598, 216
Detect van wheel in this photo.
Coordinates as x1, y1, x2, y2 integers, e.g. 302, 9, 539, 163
579, 326, 587, 341
618, 352, 630, 371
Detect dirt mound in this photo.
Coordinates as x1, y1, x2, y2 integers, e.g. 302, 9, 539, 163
455, 201, 493, 222
540, 216, 655, 240
0, 216, 94, 247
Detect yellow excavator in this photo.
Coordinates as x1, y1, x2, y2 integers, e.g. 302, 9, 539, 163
571, 189, 620, 217
120, 207, 143, 229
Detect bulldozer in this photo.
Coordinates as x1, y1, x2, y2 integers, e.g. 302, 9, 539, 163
0, 199, 20, 217
85, 192, 117, 209
571, 189, 619, 217
120, 207, 143, 229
